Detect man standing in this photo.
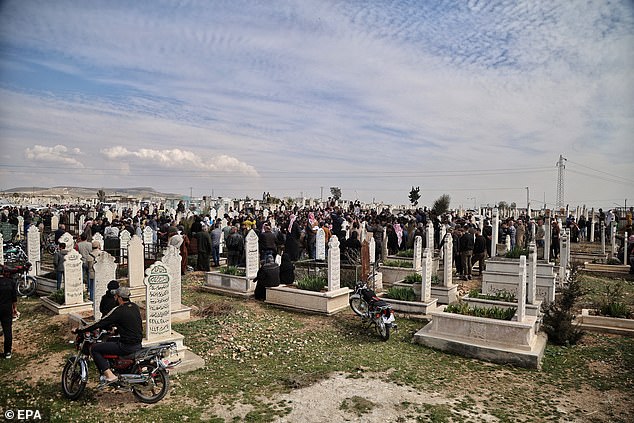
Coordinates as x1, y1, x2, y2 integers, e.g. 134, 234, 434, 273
210, 223, 222, 267
459, 228, 475, 280
473, 228, 487, 276
0, 268, 18, 358
226, 226, 244, 266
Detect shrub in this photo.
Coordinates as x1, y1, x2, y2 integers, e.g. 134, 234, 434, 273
597, 282, 632, 318
403, 273, 422, 284
220, 266, 246, 276
49, 289, 65, 305
384, 287, 417, 301
606, 257, 622, 265
396, 249, 414, 258
444, 302, 516, 320
505, 247, 529, 258
541, 266, 585, 346
296, 275, 327, 292
431, 275, 441, 285
383, 259, 413, 268
468, 289, 517, 303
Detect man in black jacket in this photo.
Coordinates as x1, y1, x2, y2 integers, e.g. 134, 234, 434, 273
459, 227, 475, 280
77, 286, 142, 385
473, 228, 487, 276
0, 268, 18, 359
253, 256, 280, 300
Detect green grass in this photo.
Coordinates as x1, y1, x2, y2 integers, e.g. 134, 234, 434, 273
383, 259, 413, 268
2, 272, 633, 422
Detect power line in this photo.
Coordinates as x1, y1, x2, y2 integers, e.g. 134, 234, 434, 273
567, 159, 633, 183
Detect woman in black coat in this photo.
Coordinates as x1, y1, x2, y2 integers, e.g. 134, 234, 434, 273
279, 253, 295, 285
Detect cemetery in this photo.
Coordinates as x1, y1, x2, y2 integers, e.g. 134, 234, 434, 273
0, 196, 632, 421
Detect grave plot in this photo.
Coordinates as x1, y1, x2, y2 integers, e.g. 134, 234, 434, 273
414, 256, 547, 369
266, 235, 350, 315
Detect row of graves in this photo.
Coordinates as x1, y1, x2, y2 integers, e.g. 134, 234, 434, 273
199, 208, 592, 370
0, 224, 204, 373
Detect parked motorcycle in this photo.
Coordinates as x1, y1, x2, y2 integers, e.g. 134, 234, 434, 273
349, 281, 396, 340
62, 327, 180, 403
2, 243, 37, 297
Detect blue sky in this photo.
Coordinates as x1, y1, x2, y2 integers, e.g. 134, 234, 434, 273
0, 0, 633, 209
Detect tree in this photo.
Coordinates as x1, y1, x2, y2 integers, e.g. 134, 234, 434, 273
408, 186, 421, 207
330, 187, 342, 200
498, 201, 508, 211
97, 189, 106, 202
431, 194, 451, 216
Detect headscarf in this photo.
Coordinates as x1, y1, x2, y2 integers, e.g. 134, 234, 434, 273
288, 214, 296, 232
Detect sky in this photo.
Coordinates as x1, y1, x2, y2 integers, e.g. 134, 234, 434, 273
0, 0, 633, 210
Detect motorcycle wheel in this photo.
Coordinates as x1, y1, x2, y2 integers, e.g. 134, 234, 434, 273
376, 319, 390, 341
131, 365, 169, 404
349, 295, 368, 317
61, 358, 87, 400
16, 275, 37, 297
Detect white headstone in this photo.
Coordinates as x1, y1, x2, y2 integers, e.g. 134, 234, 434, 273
17, 216, 24, 238
491, 208, 499, 257
143, 226, 154, 246
544, 216, 551, 262
163, 245, 182, 311
79, 215, 85, 235
219, 231, 224, 254
443, 234, 453, 287
93, 252, 117, 321
559, 232, 569, 282
590, 209, 595, 242
245, 229, 259, 280
128, 235, 145, 288
505, 234, 511, 253
610, 222, 617, 256
119, 229, 132, 260
426, 222, 434, 250
209, 208, 217, 220
600, 222, 605, 255
64, 250, 84, 305
144, 261, 172, 342
420, 248, 432, 302
517, 256, 527, 322
361, 222, 368, 243
92, 232, 104, 251
369, 237, 376, 264
327, 235, 341, 291
413, 236, 423, 271
0, 234, 4, 266
527, 242, 537, 305
51, 214, 59, 231
27, 225, 41, 276
316, 228, 326, 260
59, 232, 74, 252
105, 210, 113, 224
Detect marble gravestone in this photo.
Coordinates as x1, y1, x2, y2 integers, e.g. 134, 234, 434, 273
144, 261, 172, 342
64, 250, 84, 305
93, 252, 117, 321
327, 235, 341, 291
245, 229, 259, 280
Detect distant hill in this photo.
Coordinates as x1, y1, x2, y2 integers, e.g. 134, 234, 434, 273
1, 186, 182, 199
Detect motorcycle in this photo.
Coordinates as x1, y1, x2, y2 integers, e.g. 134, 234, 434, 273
61, 326, 180, 404
2, 243, 37, 297
349, 281, 396, 341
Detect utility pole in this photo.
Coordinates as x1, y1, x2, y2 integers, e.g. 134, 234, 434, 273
556, 154, 567, 210
320, 186, 323, 203
526, 186, 530, 215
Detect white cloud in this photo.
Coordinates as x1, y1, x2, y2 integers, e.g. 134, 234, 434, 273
100, 146, 258, 176
24, 144, 84, 168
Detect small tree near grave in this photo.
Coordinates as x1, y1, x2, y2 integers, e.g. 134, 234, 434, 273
431, 194, 451, 216
408, 186, 421, 207
330, 187, 342, 201
97, 189, 106, 202
541, 265, 585, 346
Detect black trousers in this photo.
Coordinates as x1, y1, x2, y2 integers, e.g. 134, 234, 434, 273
91, 340, 142, 373
0, 310, 13, 355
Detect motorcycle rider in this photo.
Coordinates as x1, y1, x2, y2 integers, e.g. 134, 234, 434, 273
76, 286, 143, 385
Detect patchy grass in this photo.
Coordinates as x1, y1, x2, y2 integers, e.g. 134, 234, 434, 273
0, 271, 633, 422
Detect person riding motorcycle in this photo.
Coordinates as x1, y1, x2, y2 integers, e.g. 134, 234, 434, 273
75, 286, 143, 385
